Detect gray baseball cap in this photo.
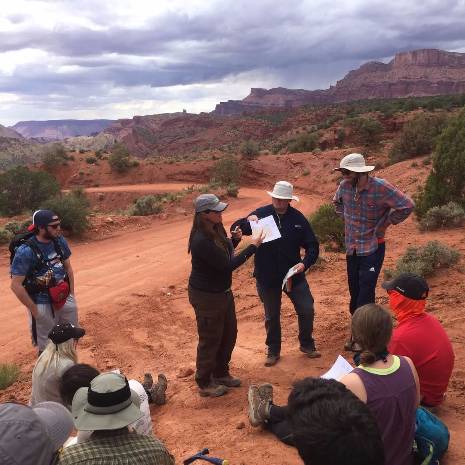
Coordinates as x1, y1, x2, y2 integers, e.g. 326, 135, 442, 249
0, 401, 74, 465
194, 194, 228, 213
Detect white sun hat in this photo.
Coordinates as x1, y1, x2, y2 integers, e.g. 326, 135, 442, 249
334, 153, 375, 173
266, 181, 299, 201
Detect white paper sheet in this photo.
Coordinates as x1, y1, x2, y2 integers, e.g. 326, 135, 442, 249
282, 265, 300, 290
249, 215, 281, 243
320, 355, 353, 381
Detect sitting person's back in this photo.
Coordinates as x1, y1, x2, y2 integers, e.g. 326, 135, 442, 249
30, 323, 85, 406
383, 273, 455, 407
341, 304, 419, 465
57, 372, 174, 465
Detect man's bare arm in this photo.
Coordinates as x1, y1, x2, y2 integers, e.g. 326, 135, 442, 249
11, 275, 38, 318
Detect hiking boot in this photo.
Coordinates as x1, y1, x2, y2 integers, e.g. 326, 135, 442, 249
300, 346, 322, 359
264, 353, 280, 367
248, 384, 272, 427
213, 375, 241, 387
199, 383, 229, 398
150, 374, 168, 405
142, 373, 154, 391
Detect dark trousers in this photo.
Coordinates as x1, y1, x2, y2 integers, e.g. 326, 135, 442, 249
257, 279, 315, 356
346, 243, 385, 315
265, 405, 295, 446
188, 286, 237, 388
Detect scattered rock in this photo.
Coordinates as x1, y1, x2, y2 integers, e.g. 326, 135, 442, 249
105, 217, 114, 224
177, 367, 194, 378
236, 421, 245, 429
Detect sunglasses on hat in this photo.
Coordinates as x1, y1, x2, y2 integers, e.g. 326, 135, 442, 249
47, 222, 61, 229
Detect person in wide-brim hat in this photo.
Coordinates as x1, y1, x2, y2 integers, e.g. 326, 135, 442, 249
332, 152, 414, 352
72, 372, 143, 431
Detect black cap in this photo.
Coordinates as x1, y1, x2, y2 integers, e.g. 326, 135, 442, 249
48, 324, 85, 345
32, 210, 59, 227
382, 273, 429, 300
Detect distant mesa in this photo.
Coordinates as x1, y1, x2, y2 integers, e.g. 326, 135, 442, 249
0, 124, 23, 139
10, 119, 114, 140
213, 49, 465, 115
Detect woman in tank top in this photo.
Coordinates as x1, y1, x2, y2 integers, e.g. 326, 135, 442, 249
340, 303, 420, 465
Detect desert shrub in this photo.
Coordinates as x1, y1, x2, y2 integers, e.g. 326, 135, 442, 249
415, 111, 465, 218
109, 143, 132, 174
211, 156, 241, 186
384, 241, 460, 279
3, 221, 22, 235
419, 202, 465, 231
0, 363, 20, 390
226, 183, 239, 197
389, 113, 448, 163
308, 203, 345, 251
288, 132, 320, 153
0, 166, 60, 216
422, 157, 432, 166
344, 117, 383, 145
128, 195, 163, 216
86, 156, 97, 164
0, 229, 12, 244
335, 128, 346, 147
240, 140, 260, 159
95, 150, 103, 159
43, 189, 90, 236
131, 159, 140, 167
42, 143, 68, 171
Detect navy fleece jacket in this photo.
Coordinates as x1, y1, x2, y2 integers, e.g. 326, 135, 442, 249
231, 204, 319, 288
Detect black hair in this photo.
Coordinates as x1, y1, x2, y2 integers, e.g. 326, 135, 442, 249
59, 363, 100, 407
287, 377, 385, 465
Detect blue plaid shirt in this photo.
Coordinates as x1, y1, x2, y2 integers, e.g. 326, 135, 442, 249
333, 176, 414, 256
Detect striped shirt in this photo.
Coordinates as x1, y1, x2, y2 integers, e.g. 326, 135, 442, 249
333, 176, 414, 256
57, 430, 175, 465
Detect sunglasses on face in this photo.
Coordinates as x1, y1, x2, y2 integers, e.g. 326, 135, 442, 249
47, 223, 61, 229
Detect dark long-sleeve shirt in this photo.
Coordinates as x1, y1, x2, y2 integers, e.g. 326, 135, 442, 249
189, 230, 257, 293
231, 204, 319, 288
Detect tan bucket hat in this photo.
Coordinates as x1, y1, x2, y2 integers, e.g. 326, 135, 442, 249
72, 372, 142, 431
267, 181, 299, 201
334, 153, 375, 173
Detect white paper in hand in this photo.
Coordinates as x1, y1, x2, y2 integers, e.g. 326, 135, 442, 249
320, 355, 353, 380
249, 215, 281, 243
282, 265, 299, 290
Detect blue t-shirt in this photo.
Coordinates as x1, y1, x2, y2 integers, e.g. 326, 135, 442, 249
11, 235, 71, 304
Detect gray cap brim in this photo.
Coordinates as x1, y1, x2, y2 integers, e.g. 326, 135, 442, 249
381, 279, 395, 291
210, 201, 228, 212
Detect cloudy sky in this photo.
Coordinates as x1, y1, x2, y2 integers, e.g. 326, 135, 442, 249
1, 0, 465, 125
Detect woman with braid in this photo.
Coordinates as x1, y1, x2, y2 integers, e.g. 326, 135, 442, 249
188, 194, 264, 397
340, 303, 420, 465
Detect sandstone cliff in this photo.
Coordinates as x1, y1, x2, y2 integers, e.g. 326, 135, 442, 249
213, 49, 465, 115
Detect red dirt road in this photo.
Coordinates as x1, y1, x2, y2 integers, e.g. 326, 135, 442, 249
0, 184, 464, 465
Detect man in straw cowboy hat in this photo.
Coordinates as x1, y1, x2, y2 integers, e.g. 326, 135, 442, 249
231, 181, 320, 366
57, 372, 174, 465
333, 153, 414, 351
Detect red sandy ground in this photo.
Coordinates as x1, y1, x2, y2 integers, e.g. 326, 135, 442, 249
0, 153, 464, 464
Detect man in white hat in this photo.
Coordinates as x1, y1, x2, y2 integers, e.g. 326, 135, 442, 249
231, 181, 320, 366
333, 153, 414, 350
57, 372, 174, 465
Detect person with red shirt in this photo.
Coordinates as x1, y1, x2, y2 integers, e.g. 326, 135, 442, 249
383, 273, 455, 407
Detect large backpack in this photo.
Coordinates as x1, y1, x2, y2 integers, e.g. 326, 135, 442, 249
9, 230, 65, 294
414, 406, 450, 465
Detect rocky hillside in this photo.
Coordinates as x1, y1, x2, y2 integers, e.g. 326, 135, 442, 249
11, 119, 114, 140
214, 49, 465, 115
0, 124, 22, 139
